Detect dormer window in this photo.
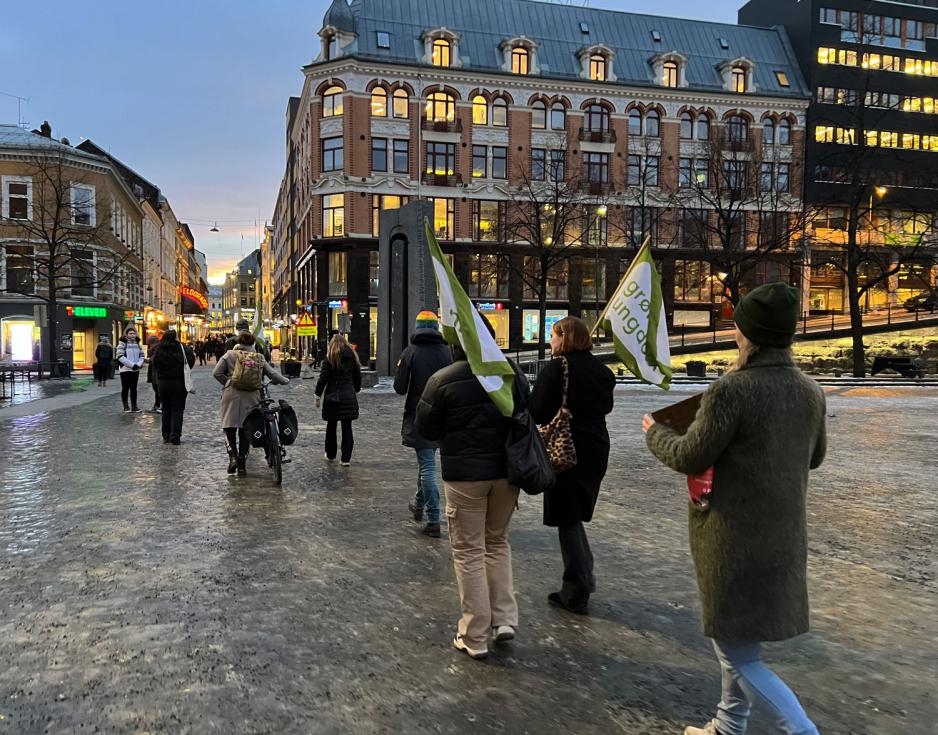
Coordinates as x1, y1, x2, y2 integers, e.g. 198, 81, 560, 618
732, 67, 747, 93
512, 47, 530, 75
663, 61, 678, 88
323, 86, 344, 117
501, 37, 539, 75
720, 58, 756, 93
589, 54, 607, 81
433, 39, 452, 67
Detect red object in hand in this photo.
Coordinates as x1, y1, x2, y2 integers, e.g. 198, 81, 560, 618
687, 467, 714, 509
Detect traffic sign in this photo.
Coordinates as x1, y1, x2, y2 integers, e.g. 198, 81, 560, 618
297, 311, 317, 337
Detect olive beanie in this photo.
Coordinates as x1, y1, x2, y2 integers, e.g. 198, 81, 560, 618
733, 282, 800, 347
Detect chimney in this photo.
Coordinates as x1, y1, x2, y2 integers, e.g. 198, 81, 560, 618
39, 121, 52, 138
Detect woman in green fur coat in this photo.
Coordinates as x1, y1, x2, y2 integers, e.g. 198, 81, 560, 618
644, 283, 826, 735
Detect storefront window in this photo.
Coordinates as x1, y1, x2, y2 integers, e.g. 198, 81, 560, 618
522, 309, 568, 342
674, 260, 719, 302
329, 252, 347, 296
1, 318, 40, 362
476, 306, 509, 347
369, 250, 379, 297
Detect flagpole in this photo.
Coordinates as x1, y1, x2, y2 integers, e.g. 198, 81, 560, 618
589, 235, 651, 337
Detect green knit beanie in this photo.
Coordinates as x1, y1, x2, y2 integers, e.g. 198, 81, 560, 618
733, 282, 800, 347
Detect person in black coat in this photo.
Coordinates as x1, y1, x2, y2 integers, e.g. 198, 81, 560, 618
529, 316, 616, 614
315, 333, 362, 466
94, 337, 113, 386
393, 310, 453, 536
150, 330, 196, 445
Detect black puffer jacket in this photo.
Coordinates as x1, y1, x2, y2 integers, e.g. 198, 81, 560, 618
151, 340, 195, 383
393, 329, 453, 449
315, 347, 362, 421
416, 359, 528, 482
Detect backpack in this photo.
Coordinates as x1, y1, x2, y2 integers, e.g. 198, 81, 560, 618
231, 350, 264, 391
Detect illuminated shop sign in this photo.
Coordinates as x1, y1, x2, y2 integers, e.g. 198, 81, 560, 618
179, 285, 208, 314
477, 302, 504, 311
67, 306, 107, 319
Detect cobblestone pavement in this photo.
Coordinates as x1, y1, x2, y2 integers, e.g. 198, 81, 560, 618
0, 366, 934, 734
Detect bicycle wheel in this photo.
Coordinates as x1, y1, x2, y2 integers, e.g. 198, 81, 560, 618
270, 439, 282, 484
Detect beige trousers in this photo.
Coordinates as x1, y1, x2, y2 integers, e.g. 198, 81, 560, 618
443, 478, 520, 650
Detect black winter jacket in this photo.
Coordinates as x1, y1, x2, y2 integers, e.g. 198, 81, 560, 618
315, 348, 362, 421
416, 359, 528, 482
151, 341, 195, 383
393, 329, 453, 449
529, 351, 616, 526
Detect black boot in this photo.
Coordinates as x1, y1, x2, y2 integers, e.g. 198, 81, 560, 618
236, 457, 247, 476
227, 451, 238, 474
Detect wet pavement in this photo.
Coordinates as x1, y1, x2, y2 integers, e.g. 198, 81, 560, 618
0, 367, 935, 734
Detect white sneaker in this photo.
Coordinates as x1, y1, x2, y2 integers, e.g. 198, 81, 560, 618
452, 634, 488, 660
324, 454, 334, 462
684, 721, 721, 735
492, 625, 515, 642
340, 460, 350, 467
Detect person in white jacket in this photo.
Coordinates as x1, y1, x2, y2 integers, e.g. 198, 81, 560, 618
116, 326, 145, 412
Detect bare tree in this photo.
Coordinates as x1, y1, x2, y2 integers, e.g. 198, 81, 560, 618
810, 55, 938, 376
672, 123, 811, 308
0, 153, 131, 374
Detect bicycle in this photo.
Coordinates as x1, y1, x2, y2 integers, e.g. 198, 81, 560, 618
259, 381, 289, 484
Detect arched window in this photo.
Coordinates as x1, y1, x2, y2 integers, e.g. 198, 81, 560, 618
550, 102, 566, 130
727, 114, 749, 142
392, 89, 409, 119
680, 112, 694, 139
322, 86, 343, 117
426, 92, 456, 122
589, 54, 607, 81
492, 97, 508, 127
778, 118, 791, 145
696, 114, 711, 141
628, 108, 642, 135
472, 95, 488, 125
432, 39, 452, 67
732, 66, 747, 93
645, 109, 660, 137
370, 87, 388, 117
511, 47, 530, 75
763, 119, 776, 145
531, 100, 547, 129
663, 61, 678, 88
585, 104, 609, 132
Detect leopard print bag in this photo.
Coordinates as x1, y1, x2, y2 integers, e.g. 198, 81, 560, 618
538, 356, 577, 473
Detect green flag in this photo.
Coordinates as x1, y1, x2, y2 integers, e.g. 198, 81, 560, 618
601, 239, 672, 389
425, 219, 515, 416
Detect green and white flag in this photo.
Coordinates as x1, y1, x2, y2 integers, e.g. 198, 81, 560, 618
600, 239, 672, 389
425, 219, 515, 416
252, 294, 264, 339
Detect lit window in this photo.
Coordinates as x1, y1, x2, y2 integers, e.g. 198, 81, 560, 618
531, 100, 547, 129
323, 194, 345, 237
472, 95, 488, 125
663, 61, 678, 88
732, 66, 747, 93
392, 89, 409, 119
370, 87, 387, 117
426, 92, 455, 122
322, 86, 343, 117
376, 31, 391, 49
589, 54, 607, 81
431, 198, 455, 239
775, 70, 790, 87
432, 39, 452, 67
492, 97, 508, 127
512, 47, 529, 75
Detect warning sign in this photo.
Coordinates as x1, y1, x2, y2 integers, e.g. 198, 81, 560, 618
297, 312, 317, 337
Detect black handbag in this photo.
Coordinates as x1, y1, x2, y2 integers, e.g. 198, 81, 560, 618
505, 363, 555, 495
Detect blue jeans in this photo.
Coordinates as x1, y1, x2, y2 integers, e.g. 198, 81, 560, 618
414, 448, 440, 524
711, 640, 820, 735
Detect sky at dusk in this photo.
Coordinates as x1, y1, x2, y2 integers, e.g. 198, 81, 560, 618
3, 0, 739, 284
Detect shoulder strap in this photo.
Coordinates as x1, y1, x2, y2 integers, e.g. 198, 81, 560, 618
560, 356, 570, 409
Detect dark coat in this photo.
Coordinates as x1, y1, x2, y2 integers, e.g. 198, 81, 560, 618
529, 351, 616, 527
416, 359, 528, 482
94, 343, 113, 364
393, 329, 453, 449
315, 347, 362, 421
645, 348, 827, 642
151, 341, 195, 384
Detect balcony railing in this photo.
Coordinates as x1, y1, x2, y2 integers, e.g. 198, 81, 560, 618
421, 172, 464, 187
421, 117, 462, 134
579, 127, 616, 144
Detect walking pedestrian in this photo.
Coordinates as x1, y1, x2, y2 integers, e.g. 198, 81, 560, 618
213, 330, 289, 475
314, 333, 361, 466
528, 316, 615, 615
151, 330, 196, 445
393, 311, 453, 537
195, 340, 206, 366
643, 283, 827, 735
415, 319, 528, 660
146, 334, 161, 412
115, 326, 145, 412
94, 336, 113, 387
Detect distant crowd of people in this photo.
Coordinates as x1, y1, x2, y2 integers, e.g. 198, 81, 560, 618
91, 284, 826, 735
